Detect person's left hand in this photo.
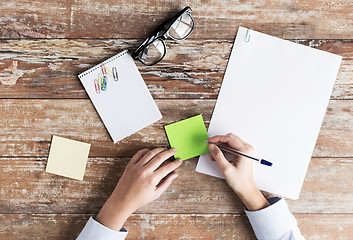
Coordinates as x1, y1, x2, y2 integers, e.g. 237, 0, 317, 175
96, 148, 182, 230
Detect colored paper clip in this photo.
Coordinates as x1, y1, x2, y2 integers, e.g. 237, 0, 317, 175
245, 29, 251, 43
94, 79, 100, 94
112, 67, 119, 81
101, 76, 107, 91
101, 64, 108, 77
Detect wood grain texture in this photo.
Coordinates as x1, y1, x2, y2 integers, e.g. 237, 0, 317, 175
1, 1, 352, 239
1, 157, 352, 214
1, 213, 353, 240
0, 39, 352, 99
0, 99, 352, 157
0, 213, 253, 240
1, 0, 353, 39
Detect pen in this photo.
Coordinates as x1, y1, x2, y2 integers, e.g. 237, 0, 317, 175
204, 140, 273, 167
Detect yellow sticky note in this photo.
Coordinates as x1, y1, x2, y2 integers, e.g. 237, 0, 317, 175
45, 135, 91, 181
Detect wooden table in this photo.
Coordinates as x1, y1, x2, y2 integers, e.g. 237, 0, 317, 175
1, 1, 352, 239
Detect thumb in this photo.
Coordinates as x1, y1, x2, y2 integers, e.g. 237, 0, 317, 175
209, 144, 232, 172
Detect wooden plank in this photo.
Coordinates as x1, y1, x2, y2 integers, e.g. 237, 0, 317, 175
0, 213, 254, 240
1, 213, 353, 240
0, 39, 352, 99
1, 1, 353, 39
1, 157, 352, 214
0, 99, 352, 157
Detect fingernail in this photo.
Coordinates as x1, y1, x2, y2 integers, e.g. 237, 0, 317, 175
177, 158, 183, 164
172, 148, 177, 153
208, 144, 214, 151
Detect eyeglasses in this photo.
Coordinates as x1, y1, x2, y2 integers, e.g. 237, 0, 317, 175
132, 6, 195, 66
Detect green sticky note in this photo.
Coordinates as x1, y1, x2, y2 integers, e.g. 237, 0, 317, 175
164, 114, 209, 160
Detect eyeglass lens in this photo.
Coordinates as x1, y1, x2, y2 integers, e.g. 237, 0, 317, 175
169, 12, 194, 40
138, 38, 166, 65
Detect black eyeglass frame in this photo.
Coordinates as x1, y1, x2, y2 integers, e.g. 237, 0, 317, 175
132, 6, 195, 66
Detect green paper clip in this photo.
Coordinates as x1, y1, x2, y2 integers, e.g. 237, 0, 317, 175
245, 29, 251, 43
101, 76, 107, 91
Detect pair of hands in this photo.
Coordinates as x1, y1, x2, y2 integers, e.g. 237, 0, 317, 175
96, 134, 269, 230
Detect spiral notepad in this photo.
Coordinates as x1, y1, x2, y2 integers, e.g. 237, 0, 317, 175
78, 50, 162, 143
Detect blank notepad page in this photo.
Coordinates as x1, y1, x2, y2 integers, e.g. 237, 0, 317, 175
78, 50, 162, 143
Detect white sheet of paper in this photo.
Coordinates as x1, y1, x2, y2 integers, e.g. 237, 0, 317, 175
196, 27, 342, 199
78, 50, 162, 143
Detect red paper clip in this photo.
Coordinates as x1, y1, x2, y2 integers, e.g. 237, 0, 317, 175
94, 79, 100, 93
101, 64, 108, 77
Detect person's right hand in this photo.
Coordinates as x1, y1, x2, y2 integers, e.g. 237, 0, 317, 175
208, 133, 269, 211
96, 148, 182, 230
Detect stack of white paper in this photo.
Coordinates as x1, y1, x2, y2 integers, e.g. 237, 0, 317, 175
196, 27, 342, 199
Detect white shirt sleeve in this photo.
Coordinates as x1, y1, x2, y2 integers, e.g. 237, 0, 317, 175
245, 197, 305, 240
76, 217, 128, 240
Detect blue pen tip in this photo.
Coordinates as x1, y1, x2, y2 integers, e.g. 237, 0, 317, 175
260, 159, 273, 167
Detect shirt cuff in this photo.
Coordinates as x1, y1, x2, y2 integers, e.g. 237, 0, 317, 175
76, 217, 128, 240
245, 197, 298, 240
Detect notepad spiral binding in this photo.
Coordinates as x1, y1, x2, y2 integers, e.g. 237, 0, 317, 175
78, 50, 129, 78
